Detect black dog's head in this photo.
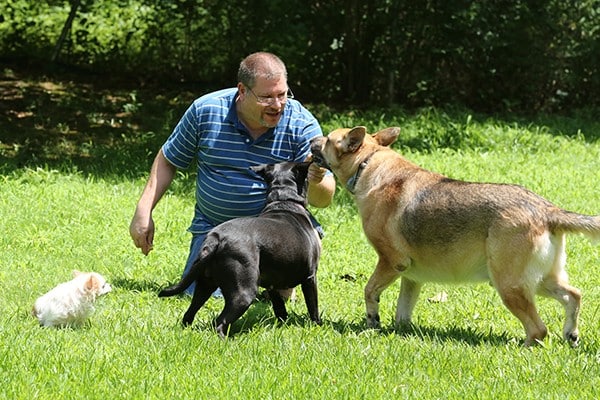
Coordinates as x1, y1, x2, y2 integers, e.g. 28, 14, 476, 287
251, 161, 311, 206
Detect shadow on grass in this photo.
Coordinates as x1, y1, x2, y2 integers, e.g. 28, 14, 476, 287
394, 323, 513, 346
113, 278, 315, 336
111, 277, 167, 293
215, 312, 515, 345
112, 272, 513, 344
175, 299, 330, 337
327, 318, 514, 346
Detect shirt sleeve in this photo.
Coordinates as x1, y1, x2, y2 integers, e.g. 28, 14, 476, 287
161, 102, 199, 170
293, 106, 323, 162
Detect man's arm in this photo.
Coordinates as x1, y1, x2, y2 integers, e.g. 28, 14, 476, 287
306, 162, 336, 208
129, 149, 177, 255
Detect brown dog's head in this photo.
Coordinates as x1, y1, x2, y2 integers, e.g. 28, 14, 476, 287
310, 126, 400, 184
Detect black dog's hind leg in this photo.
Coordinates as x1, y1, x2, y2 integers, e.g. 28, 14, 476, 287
301, 277, 321, 324
213, 290, 257, 337
267, 289, 289, 322
182, 281, 218, 327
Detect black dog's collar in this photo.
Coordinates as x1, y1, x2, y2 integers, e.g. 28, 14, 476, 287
346, 152, 376, 194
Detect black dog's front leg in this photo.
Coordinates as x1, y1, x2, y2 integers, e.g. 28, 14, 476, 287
268, 289, 288, 322
301, 277, 321, 325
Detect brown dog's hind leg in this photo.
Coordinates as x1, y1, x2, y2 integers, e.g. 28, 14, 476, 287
497, 285, 548, 346
488, 228, 549, 345
395, 278, 423, 327
536, 234, 582, 346
364, 259, 401, 328
539, 279, 581, 346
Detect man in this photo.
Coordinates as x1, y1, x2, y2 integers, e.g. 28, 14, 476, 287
129, 52, 335, 295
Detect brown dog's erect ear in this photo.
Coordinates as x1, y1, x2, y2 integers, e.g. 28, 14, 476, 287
345, 126, 367, 153
372, 127, 400, 147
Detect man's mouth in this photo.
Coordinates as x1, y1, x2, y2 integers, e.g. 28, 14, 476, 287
260, 110, 282, 127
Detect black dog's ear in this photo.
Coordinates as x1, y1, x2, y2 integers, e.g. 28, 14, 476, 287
293, 161, 311, 180
293, 162, 311, 195
293, 161, 312, 173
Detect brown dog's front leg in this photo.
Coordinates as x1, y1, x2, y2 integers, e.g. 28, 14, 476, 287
364, 284, 381, 328
395, 278, 422, 326
364, 260, 401, 328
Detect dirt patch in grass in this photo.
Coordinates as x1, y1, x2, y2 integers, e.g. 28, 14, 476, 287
0, 61, 204, 176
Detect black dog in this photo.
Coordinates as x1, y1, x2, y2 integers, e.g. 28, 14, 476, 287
158, 161, 322, 336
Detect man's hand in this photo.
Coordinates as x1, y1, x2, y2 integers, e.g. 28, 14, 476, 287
129, 212, 155, 255
305, 154, 335, 208
129, 149, 177, 256
307, 161, 327, 184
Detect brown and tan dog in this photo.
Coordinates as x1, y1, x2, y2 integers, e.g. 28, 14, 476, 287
311, 126, 600, 346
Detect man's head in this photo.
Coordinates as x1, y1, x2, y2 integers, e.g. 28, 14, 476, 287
237, 52, 292, 130
238, 52, 287, 88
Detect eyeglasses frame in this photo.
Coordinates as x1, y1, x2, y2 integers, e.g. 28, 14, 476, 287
245, 85, 295, 106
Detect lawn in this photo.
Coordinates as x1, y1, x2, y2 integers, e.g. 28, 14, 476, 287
1, 65, 600, 399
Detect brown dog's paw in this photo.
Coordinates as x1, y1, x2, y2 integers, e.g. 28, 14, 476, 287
366, 313, 381, 329
566, 332, 580, 348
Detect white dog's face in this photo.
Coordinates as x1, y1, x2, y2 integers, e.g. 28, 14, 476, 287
80, 271, 112, 296
32, 271, 112, 328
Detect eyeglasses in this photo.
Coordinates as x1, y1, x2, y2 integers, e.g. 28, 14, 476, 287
246, 86, 294, 106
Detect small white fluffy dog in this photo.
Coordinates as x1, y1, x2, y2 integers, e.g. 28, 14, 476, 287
32, 271, 112, 327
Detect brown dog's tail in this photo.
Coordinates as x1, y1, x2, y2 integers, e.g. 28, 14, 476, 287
158, 233, 219, 297
550, 210, 600, 244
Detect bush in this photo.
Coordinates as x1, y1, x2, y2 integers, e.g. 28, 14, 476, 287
0, 0, 598, 112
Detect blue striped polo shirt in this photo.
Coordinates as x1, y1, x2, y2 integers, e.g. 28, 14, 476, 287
162, 87, 323, 234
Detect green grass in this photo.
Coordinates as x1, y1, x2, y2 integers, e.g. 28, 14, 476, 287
3, 136, 600, 399
2, 68, 600, 398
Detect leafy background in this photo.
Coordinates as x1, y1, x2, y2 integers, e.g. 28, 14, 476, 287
1, 0, 599, 112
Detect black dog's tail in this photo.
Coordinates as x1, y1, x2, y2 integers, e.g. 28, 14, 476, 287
158, 233, 219, 297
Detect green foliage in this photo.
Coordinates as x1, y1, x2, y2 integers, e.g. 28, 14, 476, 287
1, 0, 599, 111
0, 1, 63, 57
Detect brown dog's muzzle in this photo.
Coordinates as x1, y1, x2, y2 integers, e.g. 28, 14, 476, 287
310, 137, 331, 170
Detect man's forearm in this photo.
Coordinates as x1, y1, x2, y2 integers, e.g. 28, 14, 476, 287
136, 149, 177, 214
307, 175, 336, 208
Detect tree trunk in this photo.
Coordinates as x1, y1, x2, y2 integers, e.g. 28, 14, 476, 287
51, 0, 82, 63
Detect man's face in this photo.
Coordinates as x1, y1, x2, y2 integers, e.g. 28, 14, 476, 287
239, 75, 289, 129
